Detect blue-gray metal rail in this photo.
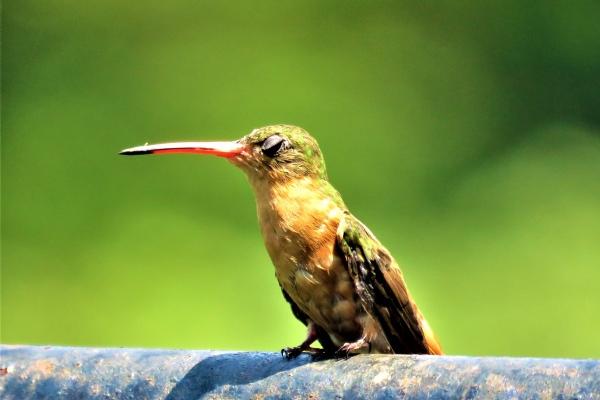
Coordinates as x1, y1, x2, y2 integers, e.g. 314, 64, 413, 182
1, 345, 599, 399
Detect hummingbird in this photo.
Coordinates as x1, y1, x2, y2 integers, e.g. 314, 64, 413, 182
120, 125, 442, 358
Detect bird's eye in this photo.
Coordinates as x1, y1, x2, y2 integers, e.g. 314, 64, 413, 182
261, 135, 288, 158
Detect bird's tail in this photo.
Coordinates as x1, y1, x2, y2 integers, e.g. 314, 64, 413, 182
421, 317, 443, 355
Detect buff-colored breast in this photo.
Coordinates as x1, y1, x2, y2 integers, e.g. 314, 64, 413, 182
253, 177, 365, 342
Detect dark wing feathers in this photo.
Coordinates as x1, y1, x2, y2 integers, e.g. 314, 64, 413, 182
336, 213, 429, 354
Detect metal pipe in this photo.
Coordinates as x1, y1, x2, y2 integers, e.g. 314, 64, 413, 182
1, 345, 599, 399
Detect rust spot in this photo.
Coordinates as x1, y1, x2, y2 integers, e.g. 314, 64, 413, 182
0, 367, 8, 376
31, 360, 55, 375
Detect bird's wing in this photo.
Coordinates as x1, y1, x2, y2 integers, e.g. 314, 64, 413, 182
279, 285, 338, 352
335, 212, 434, 354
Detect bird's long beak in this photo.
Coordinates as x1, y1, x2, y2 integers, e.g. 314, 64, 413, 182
119, 141, 245, 158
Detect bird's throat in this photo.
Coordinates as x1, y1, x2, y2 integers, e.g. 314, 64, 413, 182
251, 177, 345, 279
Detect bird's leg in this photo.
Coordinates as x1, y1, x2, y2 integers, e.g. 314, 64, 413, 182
336, 318, 377, 358
336, 337, 369, 359
281, 321, 320, 360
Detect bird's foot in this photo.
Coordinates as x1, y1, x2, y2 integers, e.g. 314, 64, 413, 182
281, 346, 304, 360
308, 348, 335, 361
281, 346, 327, 360
335, 338, 367, 359
302, 347, 335, 361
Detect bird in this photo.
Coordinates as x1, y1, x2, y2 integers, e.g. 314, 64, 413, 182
120, 124, 442, 358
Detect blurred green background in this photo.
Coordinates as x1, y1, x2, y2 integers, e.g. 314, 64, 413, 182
2, 1, 600, 358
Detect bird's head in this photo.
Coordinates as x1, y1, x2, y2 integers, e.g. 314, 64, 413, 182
235, 125, 327, 182
120, 124, 328, 183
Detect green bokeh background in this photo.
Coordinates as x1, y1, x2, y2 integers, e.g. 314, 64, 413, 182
2, 1, 599, 358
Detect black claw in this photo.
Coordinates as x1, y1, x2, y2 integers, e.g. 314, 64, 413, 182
281, 346, 304, 360
334, 347, 356, 360
281, 347, 294, 360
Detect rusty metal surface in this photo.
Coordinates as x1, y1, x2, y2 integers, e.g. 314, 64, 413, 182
1, 345, 599, 399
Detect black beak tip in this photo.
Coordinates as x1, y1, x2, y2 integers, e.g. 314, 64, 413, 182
119, 149, 153, 156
